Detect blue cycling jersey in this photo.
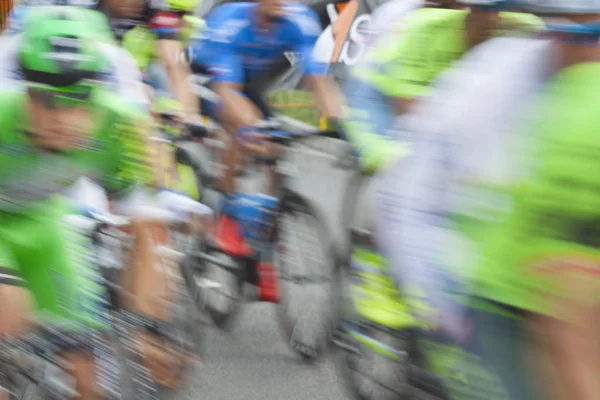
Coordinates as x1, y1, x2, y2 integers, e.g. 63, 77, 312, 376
188, 2, 328, 84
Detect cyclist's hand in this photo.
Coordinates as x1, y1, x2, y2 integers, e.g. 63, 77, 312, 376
235, 129, 273, 156
184, 120, 208, 142
0, 285, 34, 338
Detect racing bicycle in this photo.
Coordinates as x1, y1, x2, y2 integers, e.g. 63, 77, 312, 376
182, 123, 343, 361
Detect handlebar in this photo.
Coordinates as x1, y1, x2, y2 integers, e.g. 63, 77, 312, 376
260, 127, 343, 145
155, 112, 209, 142
67, 206, 178, 232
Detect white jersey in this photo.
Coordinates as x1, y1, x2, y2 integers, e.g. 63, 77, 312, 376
373, 36, 555, 338
365, 0, 422, 45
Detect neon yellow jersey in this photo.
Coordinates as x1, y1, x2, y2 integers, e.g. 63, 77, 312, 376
353, 8, 543, 99
123, 16, 204, 72
475, 63, 600, 318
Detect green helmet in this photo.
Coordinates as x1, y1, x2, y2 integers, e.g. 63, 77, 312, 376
18, 6, 108, 89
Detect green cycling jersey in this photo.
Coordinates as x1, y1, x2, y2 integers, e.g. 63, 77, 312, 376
0, 88, 152, 214
0, 86, 152, 329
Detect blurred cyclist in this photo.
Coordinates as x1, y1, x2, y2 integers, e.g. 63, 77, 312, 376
1, 6, 150, 109
0, 7, 154, 399
105, 0, 202, 115
373, 0, 600, 398
187, 0, 342, 210
342, 0, 541, 174
3, 0, 201, 120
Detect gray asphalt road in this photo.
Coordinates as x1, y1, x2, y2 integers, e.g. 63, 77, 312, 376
174, 304, 347, 400
173, 138, 359, 400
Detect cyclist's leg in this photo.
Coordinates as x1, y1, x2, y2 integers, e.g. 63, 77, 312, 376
242, 85, 281, 195
0, 217, 35, 400
211, 83, 265, 194
469, 301, 537, 400
0, 218, 33, 338
13, 203, 106, 400
113, 189, 184, 386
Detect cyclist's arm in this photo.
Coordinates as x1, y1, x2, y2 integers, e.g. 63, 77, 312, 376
355, 12, 438, 114
304, 75, 342, 120
150, 11, 199, 119
206, 30, 261, 127
292, 8, 342, 119
342, 76, 411, 173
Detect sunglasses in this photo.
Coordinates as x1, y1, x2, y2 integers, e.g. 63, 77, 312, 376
28, 85, 92, 109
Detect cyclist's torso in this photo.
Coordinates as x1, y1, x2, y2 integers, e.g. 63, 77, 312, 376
476, 61, 600, 316
191, 2, 324, 82
354, 8, 542, 99
373, 35, 553, 331
0, 89, 150, 213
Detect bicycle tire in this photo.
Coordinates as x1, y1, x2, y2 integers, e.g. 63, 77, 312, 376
336, 324, 412, 400
172, 235, 207, 359
334, 264, 413, 400
338, 169, 366, 265
274, 191, 337, 362
155, 274, 204, 398
16, 383, 49, 400
95, 326, 134, 400
181, 247, 245, 330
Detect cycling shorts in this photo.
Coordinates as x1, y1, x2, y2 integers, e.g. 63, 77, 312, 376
199, 78, 273, 123
0, 197, 108, 330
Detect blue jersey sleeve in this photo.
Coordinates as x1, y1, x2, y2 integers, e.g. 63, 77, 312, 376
286, 5, 328, 76
192, 3, 248, 84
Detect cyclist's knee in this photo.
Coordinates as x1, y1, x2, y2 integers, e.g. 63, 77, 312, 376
0, 284, 34, 337
222, 92, 263, 128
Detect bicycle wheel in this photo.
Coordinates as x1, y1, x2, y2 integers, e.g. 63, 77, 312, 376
337, 324, 412, 400
274, 191, 337, 361
181, 246, 245, 329
15, 383, 49, 400
154, 270, 204, 398
334, 268, 412, 400
94, 327, 134, 400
